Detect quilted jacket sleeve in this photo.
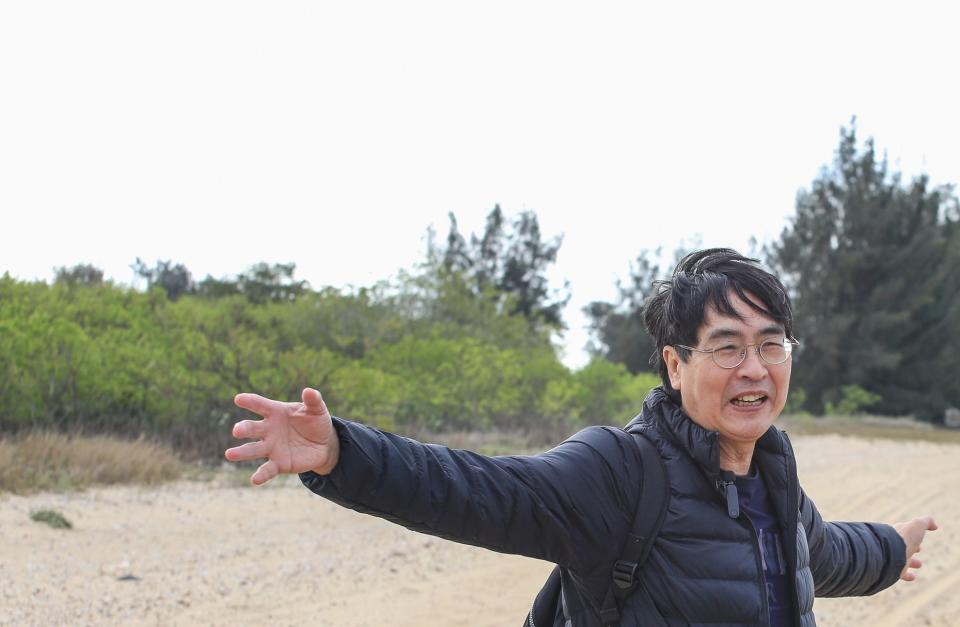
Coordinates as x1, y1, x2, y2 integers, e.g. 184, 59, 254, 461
299, 417, 644, 575
800, 486, 906, 597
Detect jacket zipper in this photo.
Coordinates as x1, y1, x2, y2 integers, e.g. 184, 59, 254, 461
716, 470, 770, 625
743, 514, 771, 626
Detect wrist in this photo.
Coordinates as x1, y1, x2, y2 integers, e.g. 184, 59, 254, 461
314, 440, 340, 475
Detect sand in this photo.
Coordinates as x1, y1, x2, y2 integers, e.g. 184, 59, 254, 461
3, 434, 957, 626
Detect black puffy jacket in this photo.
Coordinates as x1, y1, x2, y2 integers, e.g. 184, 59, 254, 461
300, 388, 905, 626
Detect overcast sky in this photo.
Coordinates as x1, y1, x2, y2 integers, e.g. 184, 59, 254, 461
2, 1, 958, 367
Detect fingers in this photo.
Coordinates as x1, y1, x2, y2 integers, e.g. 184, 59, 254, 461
224, 440, 269, 462
251, 460, 279, 486
232, 419, 267, 440
901, 559, 923, 583
907, 515, 938, 531
234, 393, 280, 416
301, 387, 328, 415
896, 517, 935, 585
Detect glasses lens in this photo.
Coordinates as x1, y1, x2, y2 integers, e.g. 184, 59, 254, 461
759, 340, 789, 364
712, 346, 745, 368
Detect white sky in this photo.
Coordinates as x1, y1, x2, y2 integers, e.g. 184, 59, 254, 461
2, 1, 959, 368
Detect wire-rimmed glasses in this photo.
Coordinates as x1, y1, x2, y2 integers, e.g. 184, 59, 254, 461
675, 338, 800, 369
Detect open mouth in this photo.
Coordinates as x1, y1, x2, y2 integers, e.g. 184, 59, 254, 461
730, 393, 767, 408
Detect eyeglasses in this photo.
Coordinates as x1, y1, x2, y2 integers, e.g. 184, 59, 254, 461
675, 338, 800, 369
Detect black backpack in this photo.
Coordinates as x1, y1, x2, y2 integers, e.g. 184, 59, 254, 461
525, 428, 670, 627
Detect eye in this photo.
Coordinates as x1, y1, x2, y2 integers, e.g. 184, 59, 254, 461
713, 345, 741, 357
760, 340, 789, 362
769, 338, 789, 349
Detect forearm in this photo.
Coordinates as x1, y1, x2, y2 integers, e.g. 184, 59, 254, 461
811, 521, 906, 596
802, 486, 907, 597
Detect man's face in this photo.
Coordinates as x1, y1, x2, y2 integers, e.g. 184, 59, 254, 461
663, 293, 791, 446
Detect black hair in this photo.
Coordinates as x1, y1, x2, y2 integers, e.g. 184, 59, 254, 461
642, 248, 794, 395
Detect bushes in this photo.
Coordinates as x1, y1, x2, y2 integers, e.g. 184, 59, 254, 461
0, 273, 663, 455
570, 360, 660, 426
824, 385, 882, 417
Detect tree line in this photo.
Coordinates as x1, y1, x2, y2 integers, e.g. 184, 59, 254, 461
587, 123, 960, 423
0, 208, 654, 455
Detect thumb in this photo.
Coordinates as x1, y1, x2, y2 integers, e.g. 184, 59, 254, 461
302, 387, 328, 415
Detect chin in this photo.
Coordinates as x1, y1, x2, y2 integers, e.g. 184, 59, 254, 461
722, 411, 777, 442
728, 423, 773, 442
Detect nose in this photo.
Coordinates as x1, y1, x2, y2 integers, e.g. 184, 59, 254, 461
736, 345, 768, 380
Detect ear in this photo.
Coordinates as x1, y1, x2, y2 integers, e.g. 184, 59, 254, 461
663, 346, 682, 390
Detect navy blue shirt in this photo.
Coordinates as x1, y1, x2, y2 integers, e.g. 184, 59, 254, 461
737, 466, 792, 627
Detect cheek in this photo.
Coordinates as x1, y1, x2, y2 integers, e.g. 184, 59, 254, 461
682, 366, 728, 406
677, 366, 697, 395
777, 369, 792, 404
711, 373, 734, 405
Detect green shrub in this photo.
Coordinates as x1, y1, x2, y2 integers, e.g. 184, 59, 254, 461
569, 360, 660, 426
30, 509, 72, 529
782, 387, 808, 415
824, 385, 882, 416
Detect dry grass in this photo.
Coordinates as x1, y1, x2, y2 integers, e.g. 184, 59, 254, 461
779, 413, 960, 445
0, 431, 184, 494
2, 416, 954, 495
406, 429, 558, 456
411, 416, 960, 457
422, 415, 960, 455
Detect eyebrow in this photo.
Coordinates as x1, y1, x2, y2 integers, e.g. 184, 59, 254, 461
704, 324, 785, 342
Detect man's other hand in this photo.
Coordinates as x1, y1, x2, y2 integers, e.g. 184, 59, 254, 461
225, 387, 340, 486
894, 515, 938, 582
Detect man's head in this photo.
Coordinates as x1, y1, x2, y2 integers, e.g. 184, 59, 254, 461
643, 249, 795, 442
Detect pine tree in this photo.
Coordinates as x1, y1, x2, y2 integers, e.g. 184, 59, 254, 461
584, 253, 663, 373
768, 122, 960, 420
438, 205, 569, 330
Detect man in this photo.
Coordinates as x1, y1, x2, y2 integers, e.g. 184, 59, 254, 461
225, 248, 936, 626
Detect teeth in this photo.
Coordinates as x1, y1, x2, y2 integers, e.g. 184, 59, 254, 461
735, 394, 764, 402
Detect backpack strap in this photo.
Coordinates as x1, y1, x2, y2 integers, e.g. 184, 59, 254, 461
598, 427, 670, 626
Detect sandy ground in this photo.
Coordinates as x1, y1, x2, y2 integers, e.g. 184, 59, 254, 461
3, 434, 958, 626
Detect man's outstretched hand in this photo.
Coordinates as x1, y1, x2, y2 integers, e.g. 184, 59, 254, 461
894, 515, 938, 582
225, 388, 340, 486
